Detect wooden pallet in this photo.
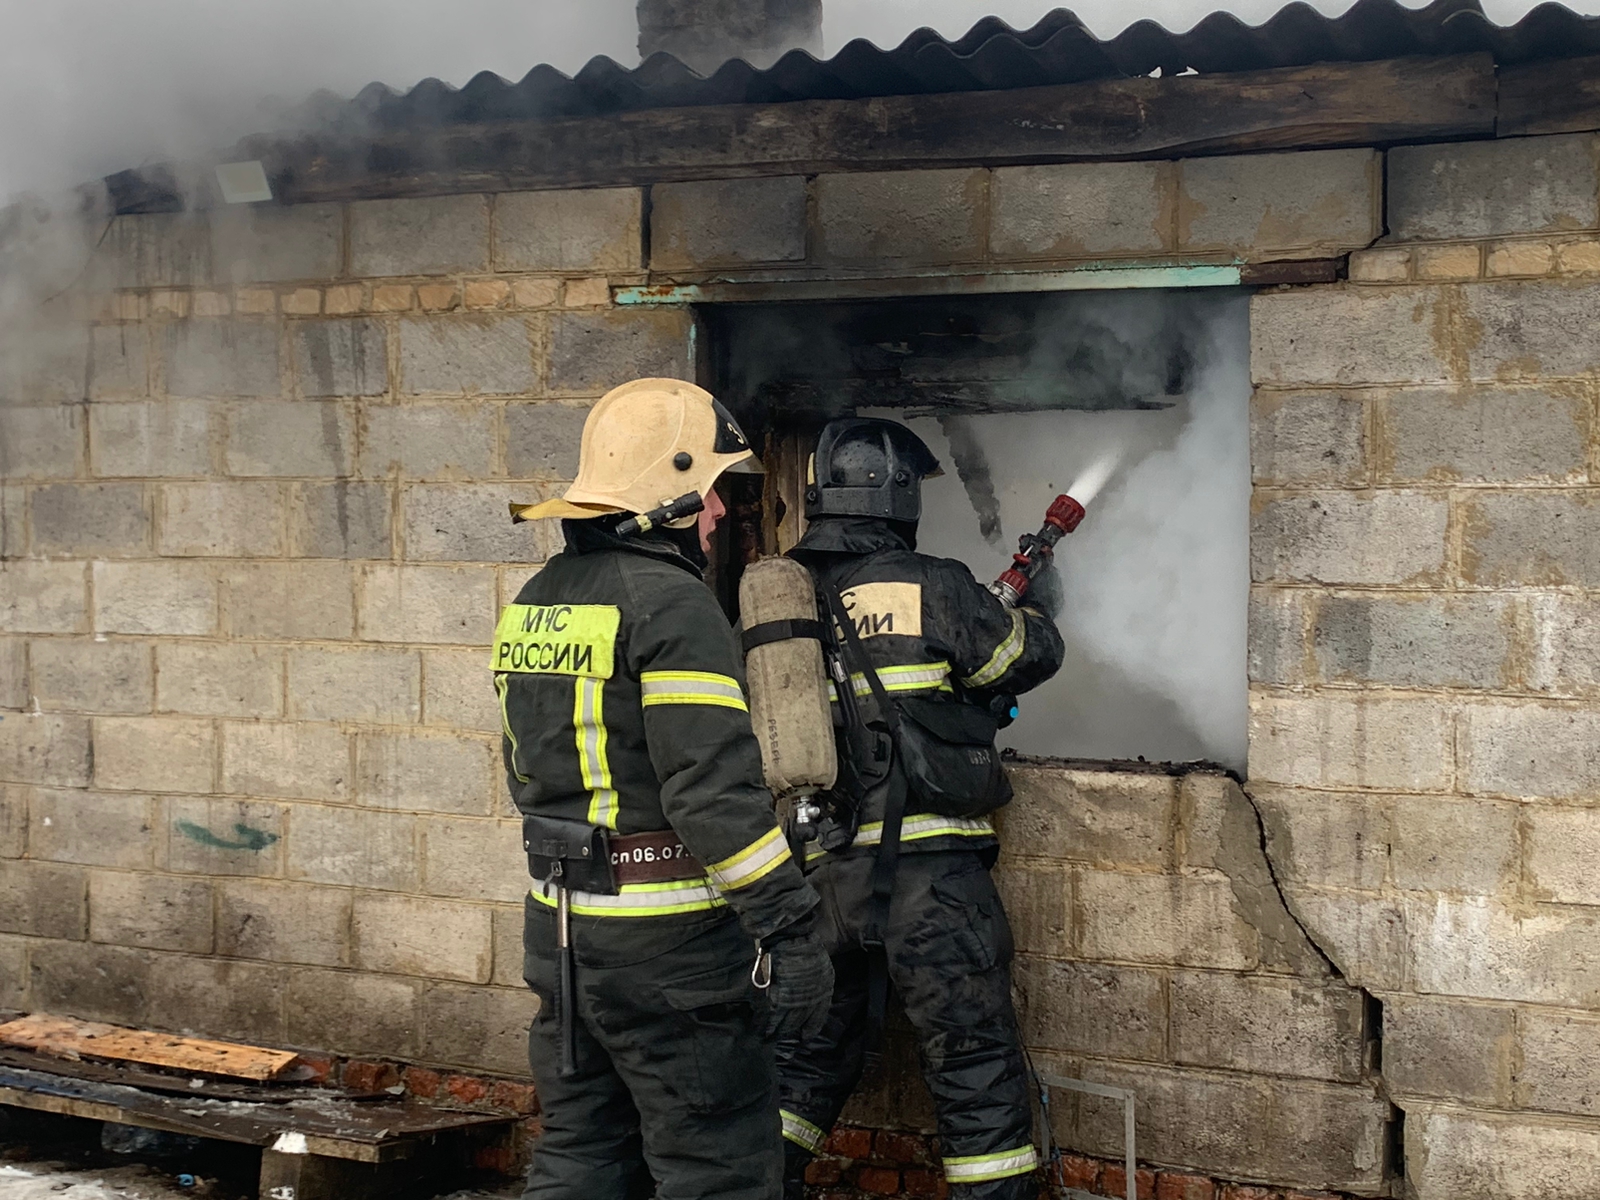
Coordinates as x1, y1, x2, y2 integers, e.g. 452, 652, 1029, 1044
0, 1054, 517, 1199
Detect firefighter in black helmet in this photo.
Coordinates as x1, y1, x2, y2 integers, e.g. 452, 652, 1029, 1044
774, 417, 1065, 1199
501, 378, 832, 1200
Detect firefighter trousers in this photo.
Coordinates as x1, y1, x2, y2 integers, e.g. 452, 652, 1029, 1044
521, 896, 782, 1200
775, 851, 1037, 1199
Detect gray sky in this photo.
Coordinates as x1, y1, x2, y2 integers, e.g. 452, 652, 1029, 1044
0, 0, 1594, 200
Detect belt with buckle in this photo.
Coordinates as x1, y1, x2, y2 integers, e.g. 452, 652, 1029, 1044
608, 829, 705, 886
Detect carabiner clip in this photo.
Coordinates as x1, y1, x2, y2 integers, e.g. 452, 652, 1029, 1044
751, 945, 773, 990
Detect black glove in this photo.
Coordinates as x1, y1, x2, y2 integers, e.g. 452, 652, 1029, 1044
1024, 561, 1064, 619
756, 923, 835, 1043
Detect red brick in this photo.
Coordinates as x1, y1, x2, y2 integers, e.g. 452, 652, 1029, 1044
520, 1116, 543, 1138
403, 1066, 442, 1098
446, 1073, 489, 1104
1054, 1153, 1101, 1189
1101, 1165, 1156, 1199
1157, 1173, 1218, 1200
1220, 1188, 1280, 1200
291, 1054, 335, 1084
489, 1080, 540, 1115
877, 1130, 933, 1165
805, 1159, 845, 1185
342, 1060, 399, 1091
905, 1167, 943, 1196
826, 1127, 874, 1160
858, 1166, 902, 1195
472, 1143, 518, 1173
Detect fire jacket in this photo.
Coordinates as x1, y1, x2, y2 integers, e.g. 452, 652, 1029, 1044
790, 516, 1065, 858
496, 519, 817, 939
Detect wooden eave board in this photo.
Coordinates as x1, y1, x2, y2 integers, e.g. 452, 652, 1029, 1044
0, 1013, 300, 1082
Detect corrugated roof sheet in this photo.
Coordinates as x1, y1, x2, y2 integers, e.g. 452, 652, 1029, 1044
294, 0, 1600, 135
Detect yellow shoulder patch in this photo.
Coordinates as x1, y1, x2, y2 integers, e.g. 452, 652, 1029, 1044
839, 581, 923, 640
492, 604, 620, 678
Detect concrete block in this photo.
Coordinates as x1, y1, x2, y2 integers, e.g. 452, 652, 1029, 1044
1077, 868, 1259, 971
1389, 134, 1600, 241
1251, 287, 1448, 387
419, 816, 527, 903
491, 903, 525, 987
545, 309, 692, 396
356, 731, 496, 816
360, 404, 495, 479
1251, 786, 1391, 891
158, 481, 284, 557
1382, 994, 1512, 1106
1256, 1078, 1392, 1192
1407, 1107, 1600, 1200
990, 161, 1169, 259
1251, 491, 1448, 586
650, 177, 806, 270
1180, 149, 1380, 258
155, 642, 282, 718
0, 638, 24, 710
88, 869, 212, 953
0, 934, 24, 1008
1282, 888, 1405, 992
1518, 1009, 1600, 1116
89, 324, 148, 398
2, 562, 88, 634
1527, 804, 1600, 906
0, 325, 90, 404
1, 485, 24, 558
28, 939, 151, 1024
224, 400, 354, 477
1406, 893, 1600, 1006
0, 714, 91, 787
1488, 240, 1557, 278
220, 561, 355, 641
93, 561, 216, 636
1378, 387, 1587, 484
1461, 279, 1600, 380
30, 483, 149, 557
402, 484, 545, 563
143, 955, 286, 1043
292, 319, 389, 398
422, 649, 501, 733
494, 188, 642, 273
1460, 701, 1600, 801
1312, 592, 1515, 690
815, 169, 987, 264
93, 716, 214, 793
418, 981, 536, 1073
221, 721, 348, 802
991, 859, 1070, 957
165, 795, 285, 878
89, 400, 213, 478
351, 893, 492, 982
350, 195, 490, 277
286, 967, 422, 1059
1171, 971, 1363, 1082
286, 805, 419, 892
288, 481, 392, 558
26, 789, 154, 869
1390, 794, 1518, 894
1249, 693, 1453, 792
1529, 593, 1600, 697
1003, 766, 1176, 869
1463, 492, 1600, 588
358, 563, 496, 645
0, 859, 85, 938
1350, 246, 1412, 282
504, 403, 589, 479
0, 405, 83, 479
1415, 242, 1482, 281
30, 638, 153, 714
1247, 588, 1309, 687
217, 878, 351, 967
1250, 390, 1367, 486
210, 202, 344, 285
1012, 956, 1167, 1062
287, 646, 420, 724
97, 213, 210, 289
398, 316, 536, 397
164, 321, 281, 398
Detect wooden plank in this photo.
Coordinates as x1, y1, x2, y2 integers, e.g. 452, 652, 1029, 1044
1240, 259, 1343, 287
0, 1046, 384, 1104
0, 1014, 300, 1082
213, 53, 1496, 207
1499, 56, 1600, 138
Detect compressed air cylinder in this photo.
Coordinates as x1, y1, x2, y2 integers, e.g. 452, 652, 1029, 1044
739, 557, 838, 800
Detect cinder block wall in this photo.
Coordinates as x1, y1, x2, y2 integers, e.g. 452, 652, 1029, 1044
1252, 132, 1600, 1199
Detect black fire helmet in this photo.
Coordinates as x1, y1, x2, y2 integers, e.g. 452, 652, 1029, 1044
805, 417, 944, 524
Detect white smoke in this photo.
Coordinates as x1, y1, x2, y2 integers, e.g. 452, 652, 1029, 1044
901, 292, 1252, 771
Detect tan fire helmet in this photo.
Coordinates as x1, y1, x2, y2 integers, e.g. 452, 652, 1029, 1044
511, 378, 761, 525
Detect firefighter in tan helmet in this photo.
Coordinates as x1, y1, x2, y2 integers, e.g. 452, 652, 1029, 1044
499, 378, 831, 1200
